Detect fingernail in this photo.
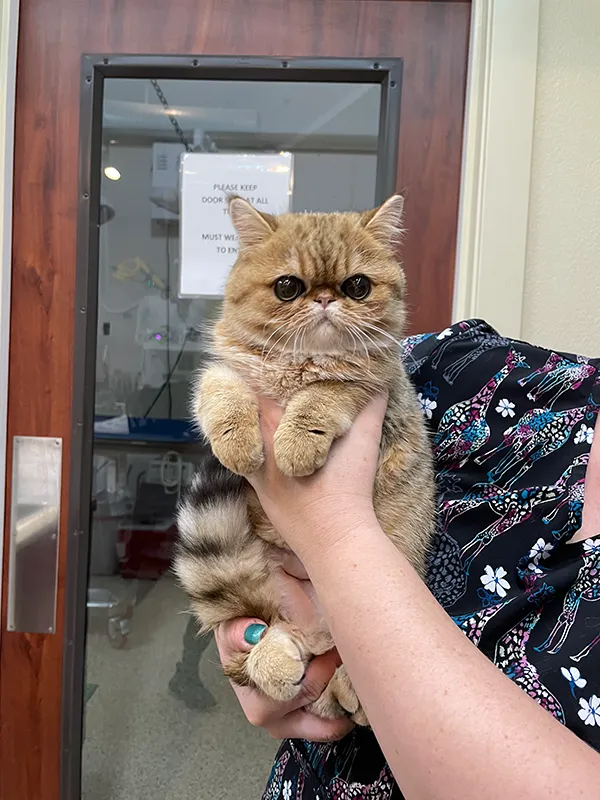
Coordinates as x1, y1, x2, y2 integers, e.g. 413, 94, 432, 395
244, 623, 267, 646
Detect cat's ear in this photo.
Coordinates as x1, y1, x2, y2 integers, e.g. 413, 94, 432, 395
362, 194, 405, 248
228, 195, 277, 249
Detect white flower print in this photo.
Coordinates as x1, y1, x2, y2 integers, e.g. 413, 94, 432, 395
583, 538, 600, 555
578, 695, 600, 726
527, 562, 544, 576
574, 424, 594, 445
480, 566, 511, 598
495, 398, 516, 418
417, 393, 437, 420
282, 779, 293, 800
561, 666, 587, 689
436, 327, 453, 340
529, 537, 553, 565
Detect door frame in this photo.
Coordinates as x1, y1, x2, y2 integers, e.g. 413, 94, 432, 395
0, 0, 19, 616
453, 0, 541, 338
62, 53, 403, 797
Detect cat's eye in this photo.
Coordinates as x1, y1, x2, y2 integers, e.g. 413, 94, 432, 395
274, 276, 305, 301
341, 275, 371, 301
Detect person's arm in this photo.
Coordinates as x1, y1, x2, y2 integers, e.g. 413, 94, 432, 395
248, 395, 600, 800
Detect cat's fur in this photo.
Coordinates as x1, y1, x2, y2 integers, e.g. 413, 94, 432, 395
174, 195, 435, 724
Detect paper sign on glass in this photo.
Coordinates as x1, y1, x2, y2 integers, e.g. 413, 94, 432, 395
179, 152, 293, 297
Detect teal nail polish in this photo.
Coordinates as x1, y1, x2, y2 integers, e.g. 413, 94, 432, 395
244, 623, 267, 646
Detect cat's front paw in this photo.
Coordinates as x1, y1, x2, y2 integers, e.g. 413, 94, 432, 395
273, 420, 334, 477
210, 423, 264, 476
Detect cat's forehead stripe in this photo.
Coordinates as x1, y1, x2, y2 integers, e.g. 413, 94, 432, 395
290, 227, 357, 285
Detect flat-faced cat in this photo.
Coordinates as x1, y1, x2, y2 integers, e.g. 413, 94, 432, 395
174, 195, 435, 724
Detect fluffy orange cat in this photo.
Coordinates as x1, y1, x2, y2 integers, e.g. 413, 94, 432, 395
174, 195, 435, 724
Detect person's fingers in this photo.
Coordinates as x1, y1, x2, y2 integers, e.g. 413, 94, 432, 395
265, 709, 355, 742
274, 570, 319, 625
228, 648, 342, 728
344, 392, 388, 447
280, 551, 310, 580
264, 649, 353, 740
245, 397, 284, 489
364, 389, 389, 422
257, 396, 284, 451
213, 607, 352, 741
230, 681, 292, 727
326, 392, 388, 470
288, 648, 342, 710
215, 617, 267, 661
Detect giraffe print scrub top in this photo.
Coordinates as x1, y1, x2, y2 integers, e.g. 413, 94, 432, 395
261, 319, 600, 800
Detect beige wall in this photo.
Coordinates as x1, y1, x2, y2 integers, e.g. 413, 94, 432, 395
522, 0, 600, 356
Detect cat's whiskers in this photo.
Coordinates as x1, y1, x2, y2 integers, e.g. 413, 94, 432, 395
270, 325, 300, 364
298, 320, 311, 359
266, 319, 312, 365
346, 324, 359, 360
352, 333, 376, 375
345, 320, 384, 355
261, 319, 295, 359
360, 320, 403, 348
259, 315, 394, 373
292, 321, 313, 362
344, 321, 371, 364
344, 323, 384, 380
261, 319, 298, 364
352, 323, 380, 351
360, 320, 402, 343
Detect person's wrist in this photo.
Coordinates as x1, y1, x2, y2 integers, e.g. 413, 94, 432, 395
286, 502, 380, 564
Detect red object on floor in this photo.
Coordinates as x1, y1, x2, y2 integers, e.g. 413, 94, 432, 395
117, 523, 176, 579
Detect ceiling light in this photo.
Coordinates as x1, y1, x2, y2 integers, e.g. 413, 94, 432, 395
104, 166, 121, 181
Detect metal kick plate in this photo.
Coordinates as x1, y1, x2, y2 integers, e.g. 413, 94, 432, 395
7, 436, 62, 633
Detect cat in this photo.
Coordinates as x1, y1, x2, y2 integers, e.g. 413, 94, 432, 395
173, 194, 436, 725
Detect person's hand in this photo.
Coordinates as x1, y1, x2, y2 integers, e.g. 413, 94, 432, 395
246, 393, 388, 560
213, 395, 386, 739
214, 563, 354, 741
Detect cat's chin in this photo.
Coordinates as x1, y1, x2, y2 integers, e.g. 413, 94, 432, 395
284, 323, 364, 360
300, 320, 346, 353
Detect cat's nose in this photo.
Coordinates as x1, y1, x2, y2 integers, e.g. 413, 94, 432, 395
314, 294, 335, 308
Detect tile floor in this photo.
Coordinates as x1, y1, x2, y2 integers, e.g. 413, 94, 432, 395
82, 576, 277, 800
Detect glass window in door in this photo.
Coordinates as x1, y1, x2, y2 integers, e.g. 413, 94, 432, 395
83, 74, 384, 800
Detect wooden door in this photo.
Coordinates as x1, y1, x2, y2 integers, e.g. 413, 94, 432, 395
1, 1, 471, 798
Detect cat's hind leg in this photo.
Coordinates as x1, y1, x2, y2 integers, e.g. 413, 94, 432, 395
309, 665, 369, 726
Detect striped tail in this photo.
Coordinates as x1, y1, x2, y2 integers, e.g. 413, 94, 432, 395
173, 457, 279, 632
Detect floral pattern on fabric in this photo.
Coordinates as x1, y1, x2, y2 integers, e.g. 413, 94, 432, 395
263, 320, 600, 799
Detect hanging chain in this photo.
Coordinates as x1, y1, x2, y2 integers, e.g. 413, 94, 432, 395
150, 79, 193, 152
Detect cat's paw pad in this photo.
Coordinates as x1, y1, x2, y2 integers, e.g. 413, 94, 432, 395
273, 423, 333, 477
211, 424, 264, 476
246, 627, 307, 702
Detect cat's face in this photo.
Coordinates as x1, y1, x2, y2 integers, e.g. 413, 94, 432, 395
218, 195, 407, 360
